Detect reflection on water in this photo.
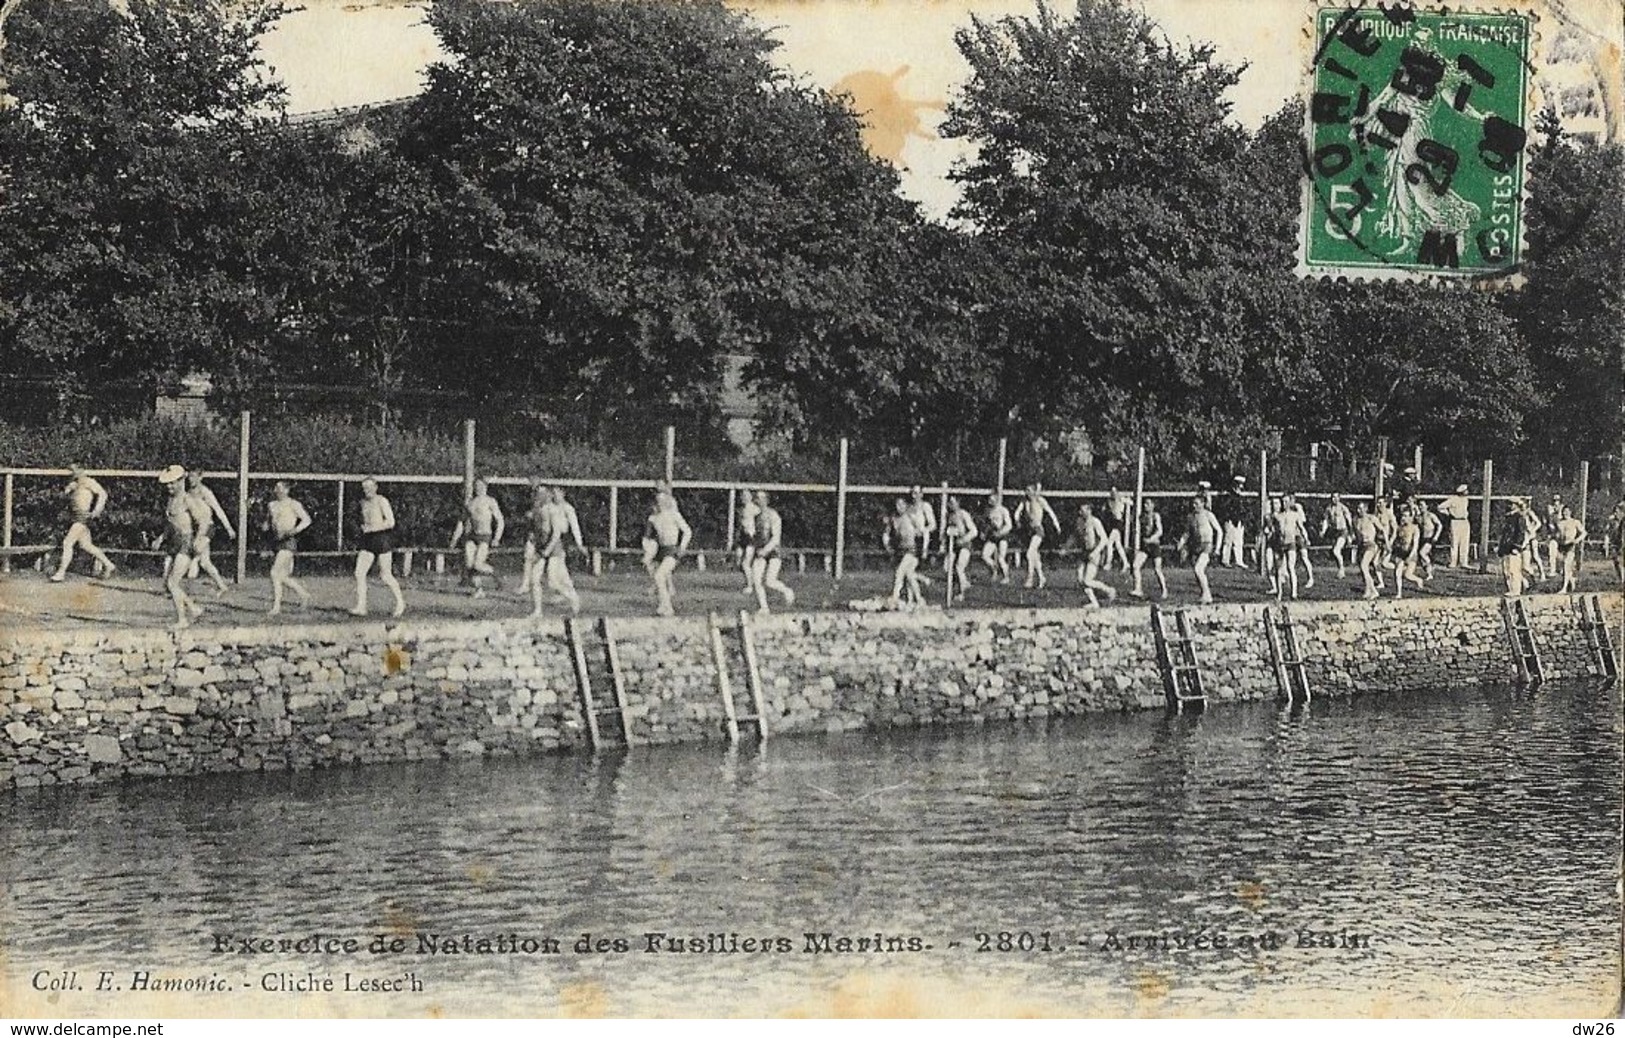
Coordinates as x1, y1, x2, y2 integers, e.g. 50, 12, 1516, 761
4, 681, 1620, 1016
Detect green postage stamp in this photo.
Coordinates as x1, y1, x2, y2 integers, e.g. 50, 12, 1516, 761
1299, 4, 1533, 280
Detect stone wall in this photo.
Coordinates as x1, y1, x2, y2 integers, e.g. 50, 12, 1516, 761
2, 593, 1617, 790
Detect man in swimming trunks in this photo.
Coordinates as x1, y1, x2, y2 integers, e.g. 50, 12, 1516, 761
1416, 500, 1442, 583
1354, 501, 1381, 600
1102, 488, 1132, 572
182, 471, 234, 595
1131, 499, 1167, 600
1521, 498, 1545, 583
749, 490, 796, 614
1372, 496, 1397, 591
941, 495, 978, 601
1437, 484, 1472, 569
1182, 495, 1223, 605
158, 466, 203, 628
1543, 494, 1565, 581
906, 485, 937, 559
450, 477, 505, 597
265, 480, 312, 615
532, 485, 585, 617
981, 493, 1013, 584
353, 477, 406, 618
1609, 501, 1625, 585
642, 491, 692, 617
883, 497, 923, 610
1263, 495, 1285, 596
49, 465, 117, 582
1390, 504, 1424, 600
1273, 493, 1312, 601
1320, 492, 1354, 578
519, 481, 549, 596
1015, 484, 1061, 590
1555, 505, 1586, 594
737, 489, 761, 595
1074, 502, 1116, 608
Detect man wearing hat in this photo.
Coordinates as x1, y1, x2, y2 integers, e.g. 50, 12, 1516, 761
159, 465, 204, 629
1436, 484, 1472, 568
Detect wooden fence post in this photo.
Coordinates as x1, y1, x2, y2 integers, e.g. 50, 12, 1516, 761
462, 419, 476, 500
834, 438, 848, 581
235, 411, 250, 584
2, 472, 12, 574
1577, 460, 1590, 565
1131, 446, 1146, 553
1478, 459, 1493, 573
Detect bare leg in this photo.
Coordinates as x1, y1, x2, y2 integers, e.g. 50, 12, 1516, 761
167, 552, 202, 627
750, 556, 770, 614
547, 555, 580, 614
1153, 558, 1168, 599
654, 556, 678, 616
352, 552, 374, 615
1194, 551, 1213, 604
765, 557, 794, 607
379, 553, 405, 617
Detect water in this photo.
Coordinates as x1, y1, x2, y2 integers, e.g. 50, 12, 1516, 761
4, 681, 1619, 1017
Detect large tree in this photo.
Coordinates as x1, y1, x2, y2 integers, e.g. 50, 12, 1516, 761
0, 0, 291, 415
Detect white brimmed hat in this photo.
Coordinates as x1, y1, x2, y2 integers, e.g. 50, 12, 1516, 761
1455, 484, 1468, 493
158, 465, 186, 485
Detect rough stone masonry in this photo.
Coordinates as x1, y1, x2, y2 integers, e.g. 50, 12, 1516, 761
1, 593, 1617, 790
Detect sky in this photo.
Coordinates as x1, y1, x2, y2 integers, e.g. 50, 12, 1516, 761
257, 0, 1623, 221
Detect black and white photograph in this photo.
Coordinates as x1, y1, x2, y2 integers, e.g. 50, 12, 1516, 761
0, 0, 1620, 1019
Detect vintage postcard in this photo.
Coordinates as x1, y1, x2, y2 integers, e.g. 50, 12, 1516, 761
1, 0, 1621, 1021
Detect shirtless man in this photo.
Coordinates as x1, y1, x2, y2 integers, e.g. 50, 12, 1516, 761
883, 498, 924, 610
1015, 484, 1062, 590
941, 496, 978, 601
1390, 505, 1424, 600
1497, 500, 1534, 598
737, 489, 761, 595
1284, 494, 1314, 592
519, 482, 549, 595
1273, 494, 1311, 601
749, 491, 796, 614
1182, 496, 1224, 605
1554, 506, 1587, 594
1130, 499, 1167, 600
532, 485, 585, 617
1416, 501, 1443, 582
265, 481, 312, 615
1543, 495, 1565, 580
1102, 488, 1132, 572
981, 493, 1014, 583
642, 491, 692, 617
1074, 503, 1116, 607
1372, 496, 1397, 591
182, 471, 234, 595
1609, 502, 1625, 585
158, 466, 203, 628
1320, 492, 1354, 578
450, 478, 505, 597
1354, 501, 1382, 600
353, 478, 405, 618
49, 465, 117, 582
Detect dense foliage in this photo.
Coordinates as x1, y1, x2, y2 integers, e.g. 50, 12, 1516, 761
0, 0, 1617, 479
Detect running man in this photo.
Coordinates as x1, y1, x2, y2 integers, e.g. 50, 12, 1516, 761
158, 466, 203, 628
1015, 484, 1062, 589
1554, 505, 1586, 594
1416, 500, 1442, 582
353, 478, 405, 618
1263, 495, 1284, 596
1103, 488, 1132, 572
1354, 501, 1382, 600
749, 490, 796, 614
883, 498, 924, 610
265, 480, 312, 615
1074, 503, 1116, 607
737, 489, 761, 595
1182, 495, 1223, 605
1372, 496, 1397, 591
1438, 484, 1472, 568
49, 465, 117, 582
1130, 499, 1167, 600
981, 493, 1014, 583
532, 485, 585, 617
1320, 492, 1354, 578
1390, 504, 1424, 599
450, 478, 505, 597
642, 491, 692, 617
942, 495, 978, 601
1543, 495, 1565, 580
183, 471, 234, 595
519, 482, 550, 595
1273, 494, 1311, 601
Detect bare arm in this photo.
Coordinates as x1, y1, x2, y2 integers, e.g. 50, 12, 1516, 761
676, 513, 693, 553
87, 478, 109, 519
205, 488, 234, 538
291, 502, 313, 537
566, 505, 584, 549
492, 500, 505, 546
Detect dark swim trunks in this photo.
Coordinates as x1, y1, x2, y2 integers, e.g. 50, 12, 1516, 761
275, 535, 299, 554
653, 544, 678, 564
361, 529, 395, 555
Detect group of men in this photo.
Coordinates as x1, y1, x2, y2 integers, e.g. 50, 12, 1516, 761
38, 465, 1620, 627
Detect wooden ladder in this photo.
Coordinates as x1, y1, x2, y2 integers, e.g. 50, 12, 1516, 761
1501, 597, 1544, 686
709, 611, 768, 743
1152, 606, 1207, 711
1264, 606, 1311, 704
567, 616, 632, 750
1575, 594, 1619, 682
